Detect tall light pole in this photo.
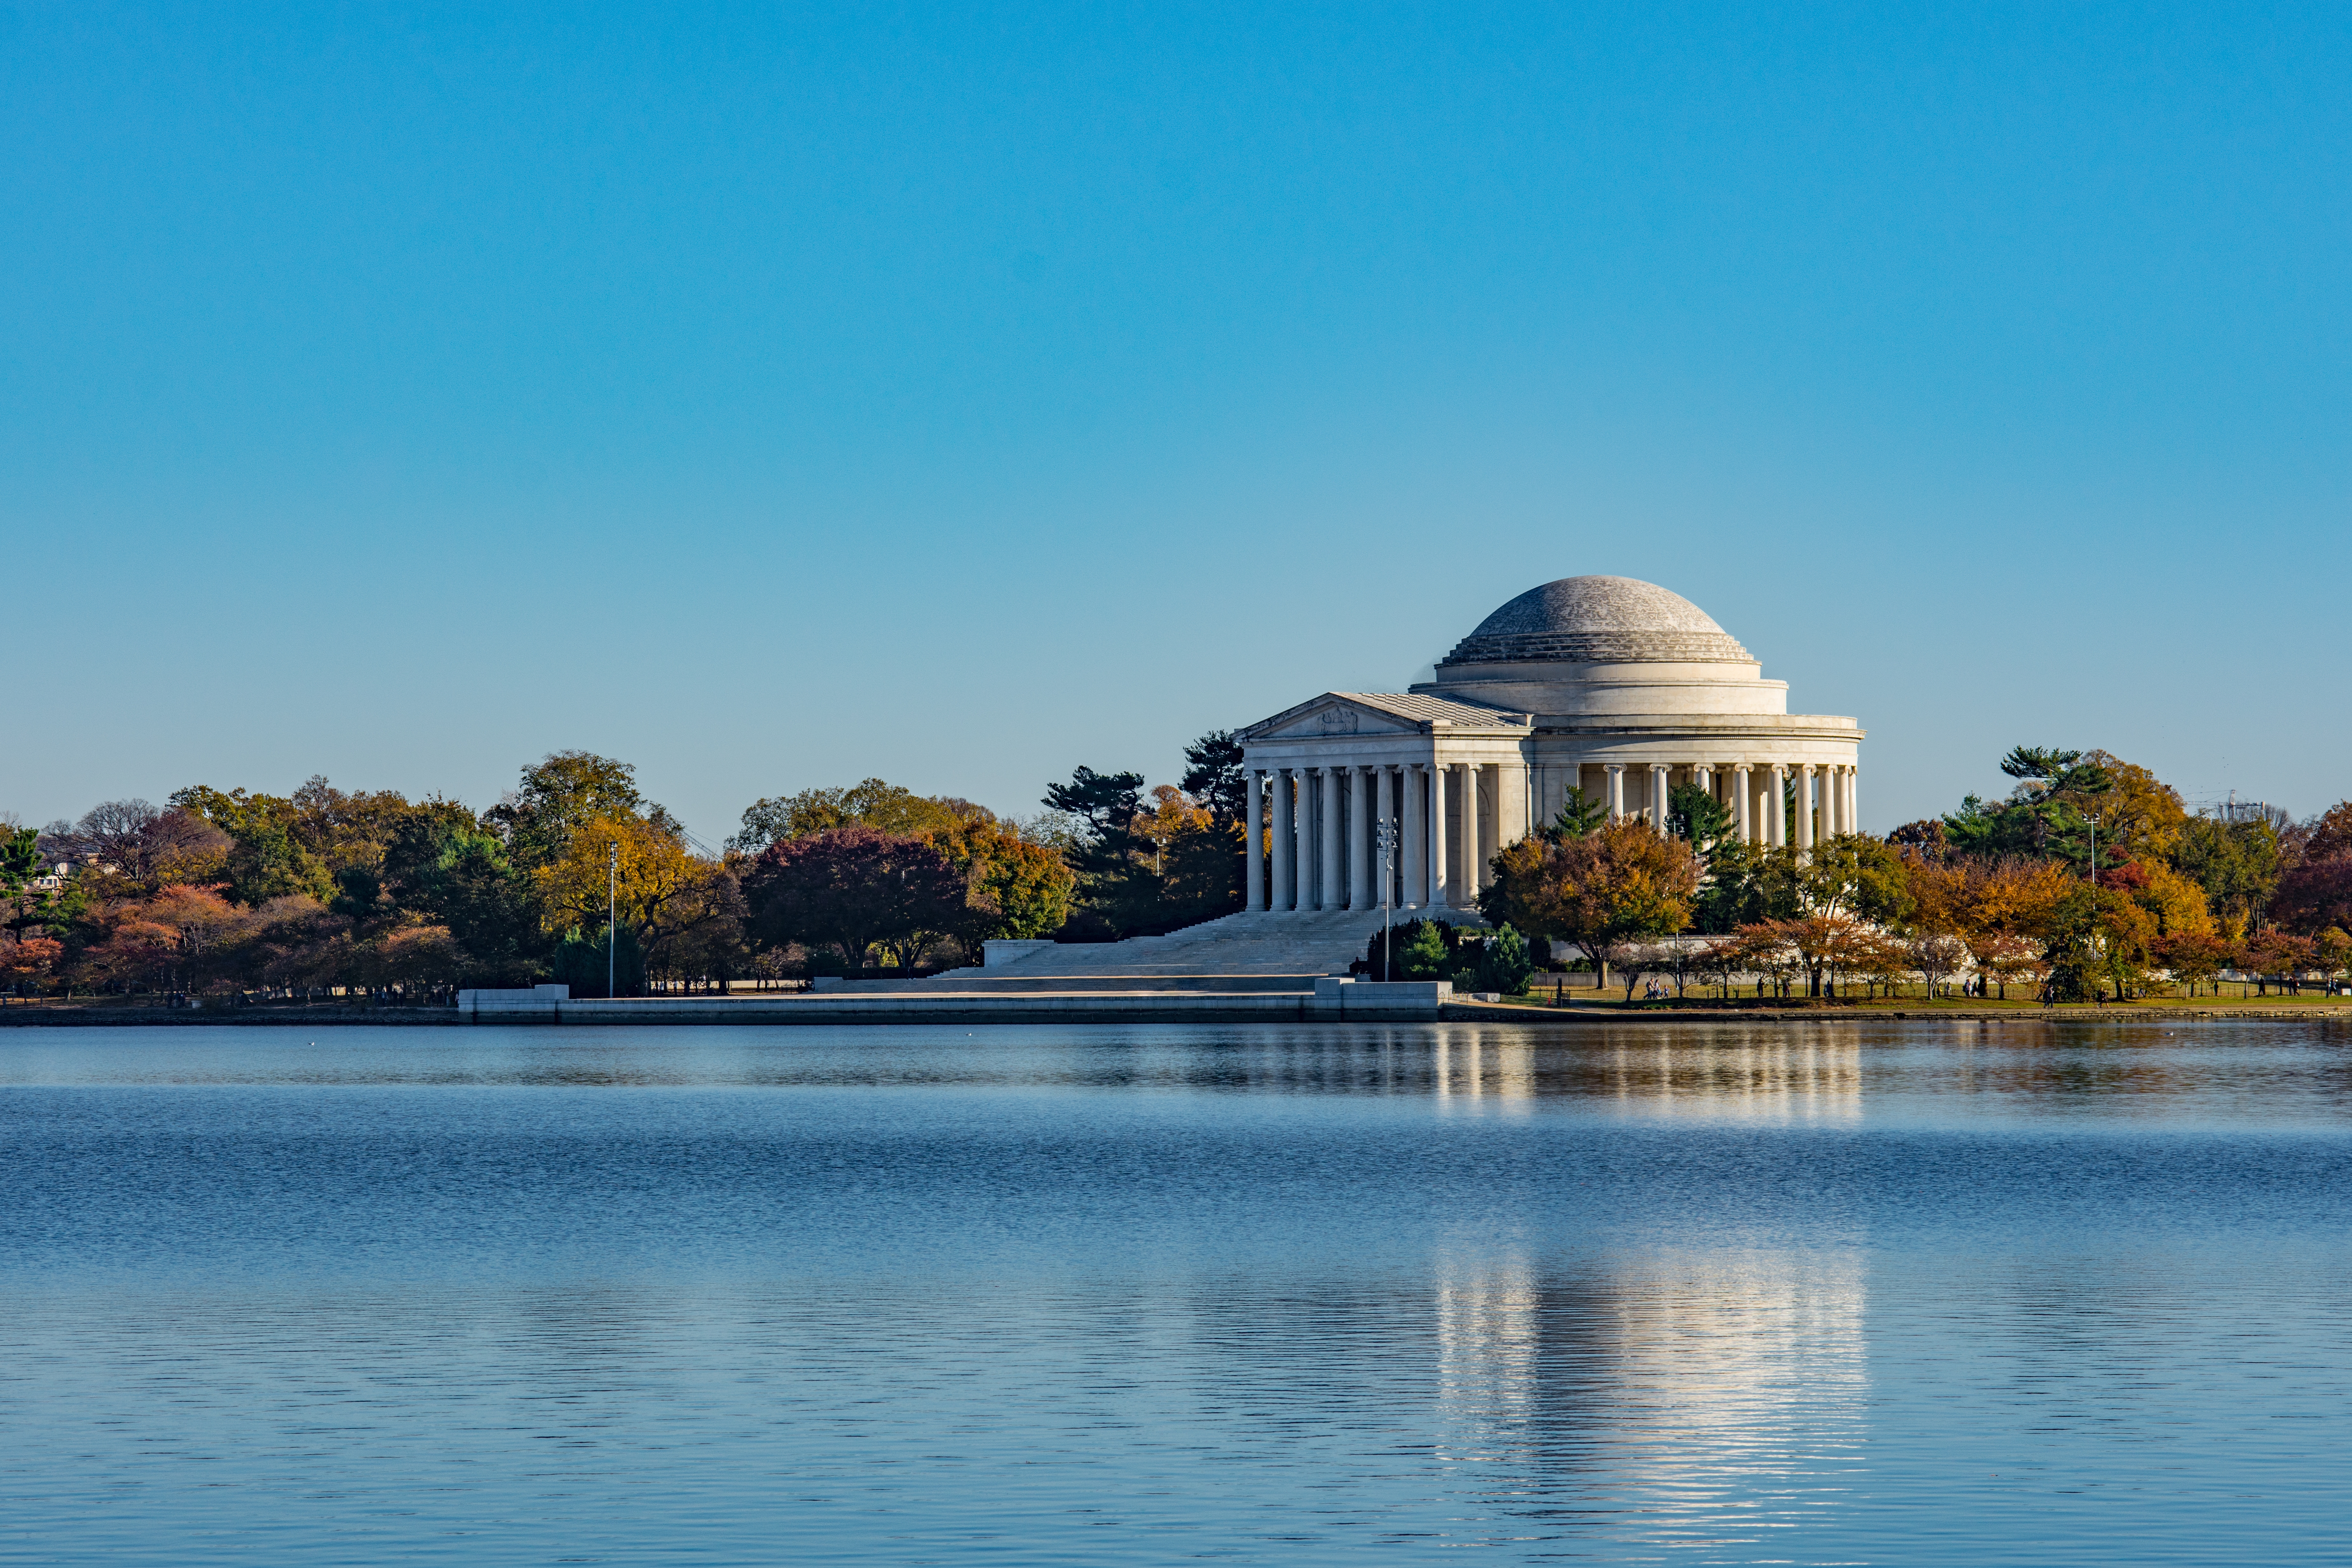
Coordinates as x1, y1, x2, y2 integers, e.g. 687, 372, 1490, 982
2087, 812, 2100, 891
608, 841, 619, 999
1375, 818, 1398, 982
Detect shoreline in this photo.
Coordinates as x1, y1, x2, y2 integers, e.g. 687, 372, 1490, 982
3, 1000, 2348, 1027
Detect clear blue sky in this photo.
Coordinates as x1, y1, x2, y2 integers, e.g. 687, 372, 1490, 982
5, 3, 2345, 842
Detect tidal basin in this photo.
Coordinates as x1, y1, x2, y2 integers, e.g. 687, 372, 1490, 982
3, 1020, 2348, 1565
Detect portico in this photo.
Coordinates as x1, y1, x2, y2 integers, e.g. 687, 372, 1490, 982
1237, 576, 1865, 912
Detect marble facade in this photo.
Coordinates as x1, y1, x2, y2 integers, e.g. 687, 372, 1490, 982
1235, 576, 1865, 913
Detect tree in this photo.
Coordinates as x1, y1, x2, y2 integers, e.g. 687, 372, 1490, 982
486, 751, 661, 871
1968, 931, 2044, 1000
2171, 815, 2282, 936
1667, 781, 1733, 851
1179, 732, 1248, 828
1802, 833, 1911, 923
1852, 930, 1914, 1000
1363, 918, 1472, 983
1907, 931, 1969, 1000
729, 778, 982, 852
1732, 922, 1802, 1000
2272, 855, 2352, 937
381, 815, 543, 983
1474, 924, 1535, 997
2240, 929, 2317, 995
552, 925, 645, 998
1691, 837, 1798, 933
2152, 930, 2232, 998
1544, 786, 1609, 841
1043, 765, 1151, 939
2305, 802, 2352, 864
742, 826, 966, 976
1692, 937, 1744, 1000
533, 814, 740, 974
2312, 927, 2352, 994
923, 817, 1077, 954
1481, 820, 1700, 993
1043, 766, 1146, 837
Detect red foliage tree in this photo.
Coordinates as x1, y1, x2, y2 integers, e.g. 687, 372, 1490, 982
741, 825, 967, 975
2271, 856, 2352, 937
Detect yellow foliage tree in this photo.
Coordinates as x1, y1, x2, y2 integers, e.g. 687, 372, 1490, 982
533, 814, 708, 945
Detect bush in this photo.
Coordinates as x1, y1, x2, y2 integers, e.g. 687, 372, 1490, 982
1355, 918, 1465, 981
1474, 923, 1535, 996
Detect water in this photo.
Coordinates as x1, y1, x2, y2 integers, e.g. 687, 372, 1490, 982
3, 1019, 2349, 1565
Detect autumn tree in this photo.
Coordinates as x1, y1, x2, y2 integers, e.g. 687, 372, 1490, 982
728, 778, 985, 852
1968, 931, 2044, 1001
2170, 814, 2281, 936
1480, 819, 1700, 991
922, 816, 1077, 955
2152, 930, 2232, 998
742, 826, 967, 975
487, 751, 670, 871
2272, 855, 2352, 938
533, 813, 735, 974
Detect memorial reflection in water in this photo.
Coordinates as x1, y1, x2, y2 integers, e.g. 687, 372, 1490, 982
1431, 1246, 1868, 1528
1202, 1024, 1868, 1118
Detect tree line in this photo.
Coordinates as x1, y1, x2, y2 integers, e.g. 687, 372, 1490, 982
0, 736, 1252, 1001
1457, 746, 2352, 1003
7, 736, 2342, 1005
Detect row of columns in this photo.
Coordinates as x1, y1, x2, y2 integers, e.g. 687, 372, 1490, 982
1245, 762, 1523, 914
1597, 761, 1857, 848
1246, 759, 1863, 913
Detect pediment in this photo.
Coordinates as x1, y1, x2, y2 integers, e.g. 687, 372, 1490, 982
1245, 694, 1419, 741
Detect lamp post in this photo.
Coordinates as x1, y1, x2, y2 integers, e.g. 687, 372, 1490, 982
1375, 818, 1398, 982
2087, 813, 2100, 891
608, 841, 619, 1000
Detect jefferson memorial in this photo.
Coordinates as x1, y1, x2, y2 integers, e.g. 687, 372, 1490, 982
1235, 576, 1864, 914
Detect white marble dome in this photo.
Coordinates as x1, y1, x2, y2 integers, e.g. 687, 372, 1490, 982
1418, 574, 1781, 718
1441, 576, 1753, 666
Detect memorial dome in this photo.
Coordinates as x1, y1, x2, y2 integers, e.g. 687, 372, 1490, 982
1439, 576, 1753, 666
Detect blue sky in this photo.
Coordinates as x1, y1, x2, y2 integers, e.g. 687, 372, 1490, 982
5, 2, 2345, 842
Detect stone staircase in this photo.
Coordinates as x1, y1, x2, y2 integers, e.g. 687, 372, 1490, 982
816, 907, 1488, 995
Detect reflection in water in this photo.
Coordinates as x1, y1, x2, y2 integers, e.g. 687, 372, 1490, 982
3, 1023, 2349, 1564
1432, 1244, 1868, 1545
8, 1020, 2351, 1127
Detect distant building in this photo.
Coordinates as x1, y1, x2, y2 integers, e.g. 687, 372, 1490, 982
1237, 575, 1864, 914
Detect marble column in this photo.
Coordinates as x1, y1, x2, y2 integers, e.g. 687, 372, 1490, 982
1318, 766, 1342, 912
1457, 762, 1481, 905
1296, 769, 1315, 910
1376, 766, 1397, 908
1795, 764, 1816, 853
1604, 763, 1626, 820
1651, 764, 1671, 839
1732, 764, 1752, 843
1499, 761, 1529, 850
1847, 767, 1860, 835
1828, 765, 1846, 837
1271, 769, 1295, 910
1766, 765, 1787, 848
1244, 769, 1265, 911
1429, 760, 1451, 909
1403, 764, 1428, 906
1347, 767, 1371, 911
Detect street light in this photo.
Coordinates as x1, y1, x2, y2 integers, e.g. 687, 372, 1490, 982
2087, 813, 2101, 892
608, 841, 619, 1000
1374, 818, 1399, 982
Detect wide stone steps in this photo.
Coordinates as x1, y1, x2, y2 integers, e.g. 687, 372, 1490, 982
894, 906, 1490, 992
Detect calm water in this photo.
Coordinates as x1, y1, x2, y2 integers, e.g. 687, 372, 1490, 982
3, 1020, 2350, 1566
